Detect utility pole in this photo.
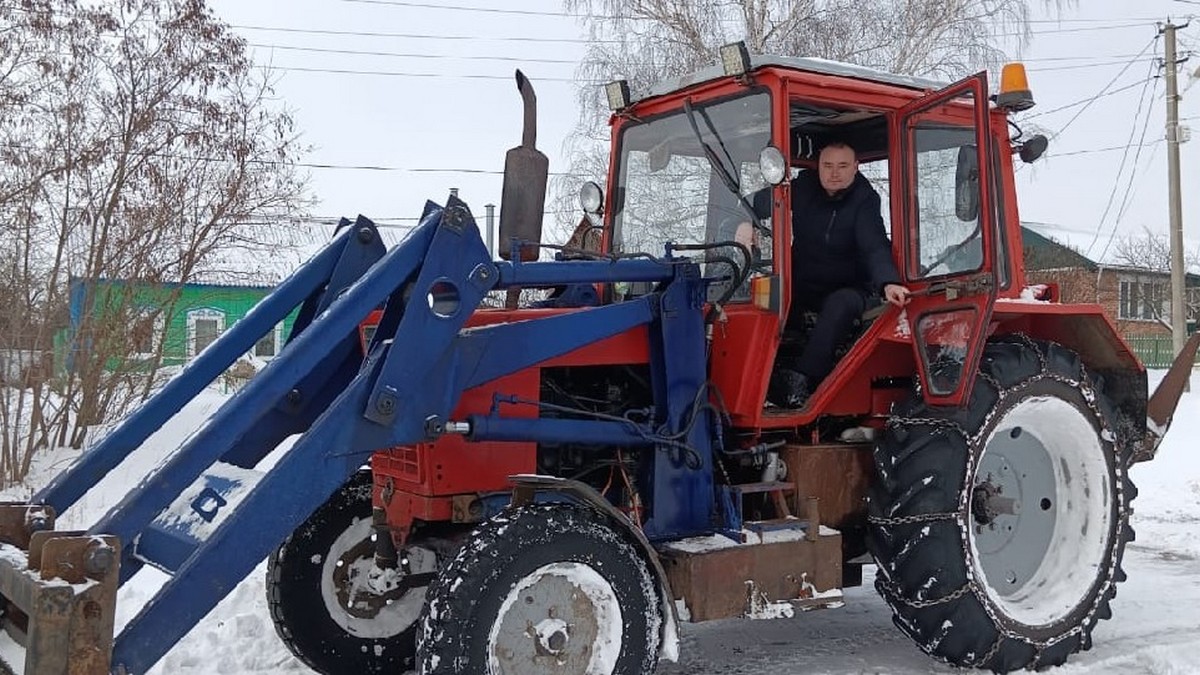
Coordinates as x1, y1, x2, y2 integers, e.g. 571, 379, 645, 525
1162, 20, 1189, 359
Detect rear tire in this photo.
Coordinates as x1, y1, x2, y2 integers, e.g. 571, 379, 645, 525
869, 336, 1134, 672
417, 503, 662, 675
267, 470, 438, 673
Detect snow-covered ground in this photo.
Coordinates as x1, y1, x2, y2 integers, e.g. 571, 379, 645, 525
1, 371, 1197, 674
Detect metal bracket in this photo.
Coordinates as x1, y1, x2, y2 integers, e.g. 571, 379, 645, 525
0, 520, 120, 675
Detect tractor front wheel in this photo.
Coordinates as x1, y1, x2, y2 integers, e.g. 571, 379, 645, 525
418, 503, 662, 675
267, 470, 439, 673
869, 336, 1134, 672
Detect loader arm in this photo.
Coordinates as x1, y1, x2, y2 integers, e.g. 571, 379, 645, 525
0, 193, 719, 674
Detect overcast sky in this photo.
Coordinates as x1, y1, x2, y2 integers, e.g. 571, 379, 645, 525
205, 0, 1200, 263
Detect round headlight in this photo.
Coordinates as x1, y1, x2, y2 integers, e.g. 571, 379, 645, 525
759, 145, 786, 185
579, 181, 604, 214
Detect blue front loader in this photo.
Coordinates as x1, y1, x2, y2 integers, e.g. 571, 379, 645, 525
0, 194, 726, 674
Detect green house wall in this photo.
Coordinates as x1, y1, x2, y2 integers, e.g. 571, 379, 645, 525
63, 278, 299, 370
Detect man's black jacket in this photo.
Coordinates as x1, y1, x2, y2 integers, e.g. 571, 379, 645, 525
788, 170, 900, 298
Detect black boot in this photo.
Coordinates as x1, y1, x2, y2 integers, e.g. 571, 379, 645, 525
767, 369, 811, 408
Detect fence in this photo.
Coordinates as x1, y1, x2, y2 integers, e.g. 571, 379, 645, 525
1122, 335, 1200, 369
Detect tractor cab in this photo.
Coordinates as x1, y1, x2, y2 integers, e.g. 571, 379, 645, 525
589, 45, 1044, 429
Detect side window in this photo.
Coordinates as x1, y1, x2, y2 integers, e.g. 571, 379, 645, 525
907, 100, 983, 279
705, 161, 775, 303
859, 160, 892, 241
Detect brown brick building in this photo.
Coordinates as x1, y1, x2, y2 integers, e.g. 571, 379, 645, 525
1021, 226, 1200, 365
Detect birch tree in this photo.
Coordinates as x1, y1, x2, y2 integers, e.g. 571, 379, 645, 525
554, 0, 1073, 232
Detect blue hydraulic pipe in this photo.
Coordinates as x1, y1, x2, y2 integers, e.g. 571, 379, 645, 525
466, 415, 655, 447
495, 258, 674, 286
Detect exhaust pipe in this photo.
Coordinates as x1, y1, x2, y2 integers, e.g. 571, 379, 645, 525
1134, 331, 1200, 463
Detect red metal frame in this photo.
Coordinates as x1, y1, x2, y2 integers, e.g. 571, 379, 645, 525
366, 61, 1144, 540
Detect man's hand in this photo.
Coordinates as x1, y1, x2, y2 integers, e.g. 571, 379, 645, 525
884, 283, 911, 307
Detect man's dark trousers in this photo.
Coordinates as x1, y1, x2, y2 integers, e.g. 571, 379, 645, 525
788, 284, 868, 382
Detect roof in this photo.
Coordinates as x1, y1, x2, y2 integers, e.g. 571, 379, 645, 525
1019, 225, 1200, 283
645, 55, 949, 100
1021, 225, 1098, 272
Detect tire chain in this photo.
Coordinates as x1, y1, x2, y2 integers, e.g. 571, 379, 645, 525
877, 334, 1128, 658
878, 577, 972, 608
868, 511, 959, 526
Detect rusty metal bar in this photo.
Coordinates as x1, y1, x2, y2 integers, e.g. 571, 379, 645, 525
0, 526, 119, 675
805, 497, 821, 542
0, 505, 55, 549
1137, 331, 1200, 462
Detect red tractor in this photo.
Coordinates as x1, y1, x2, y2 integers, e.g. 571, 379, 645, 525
263, 47, 1196, 674
4, 43, 1194, 675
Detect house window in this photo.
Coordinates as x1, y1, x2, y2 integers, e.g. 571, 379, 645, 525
252, 324, 284, 359
1118, 278, 1166, 322
130, 308, 164, 358
187, 308, 226, 358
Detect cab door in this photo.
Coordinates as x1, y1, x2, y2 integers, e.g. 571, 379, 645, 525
894, 73, 999, 407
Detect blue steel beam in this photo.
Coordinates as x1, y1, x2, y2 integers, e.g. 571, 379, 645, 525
641, 264, 716, 541
111, 359, 388, 673
219, 218, 387, 468
109, 252, 700, 675
35, 225, 359, 515
87, 210, 441, 581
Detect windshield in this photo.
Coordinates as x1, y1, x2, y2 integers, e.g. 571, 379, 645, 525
612, 91, 773, 299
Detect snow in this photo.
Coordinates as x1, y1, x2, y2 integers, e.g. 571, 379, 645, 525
0, 370, 1195, 673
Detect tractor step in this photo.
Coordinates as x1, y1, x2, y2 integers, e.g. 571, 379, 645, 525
658, 521, 842, 622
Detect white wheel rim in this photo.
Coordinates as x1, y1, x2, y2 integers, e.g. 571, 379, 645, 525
318, 516, 437, 638
486, 562, 623, 675
969, 396, 1113, 626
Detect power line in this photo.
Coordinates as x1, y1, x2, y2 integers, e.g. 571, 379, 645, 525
1085, 57, 1161, 260
247, 43, 580, 65
335, 0, 620, 19
233, 23, 608, 44
269, 65, 587, 82
1027, 57, 1157, 73
247, 40, 1147, 70
1047, 140, 1163, 158
1051, 35, 1160, 140
1024, 78, 1153, 118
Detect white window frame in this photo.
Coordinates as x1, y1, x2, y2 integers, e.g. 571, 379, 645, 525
187, 308, 226, 358
1117, 275, 1167, 323
131, 308, 165, 359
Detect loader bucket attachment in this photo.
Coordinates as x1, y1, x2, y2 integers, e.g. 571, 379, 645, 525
1135, 331, 1200, 463
0, 505, 120, 675
498, 69, 547, 262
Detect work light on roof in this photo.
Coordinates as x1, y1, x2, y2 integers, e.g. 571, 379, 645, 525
719, 41, 751, 77
605, 80, 631, 111
996, 63, 1035, 112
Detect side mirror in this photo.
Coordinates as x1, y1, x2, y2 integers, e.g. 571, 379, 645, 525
1019, 134, 1049, 164
955, 145, 980, 222
498, 70, 548, 261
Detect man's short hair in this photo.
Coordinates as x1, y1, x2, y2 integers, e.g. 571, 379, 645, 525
820, 140, 857, 156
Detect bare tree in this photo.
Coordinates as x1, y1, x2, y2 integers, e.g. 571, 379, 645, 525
552, 0, 1074, 237
0, 0, 310, 482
